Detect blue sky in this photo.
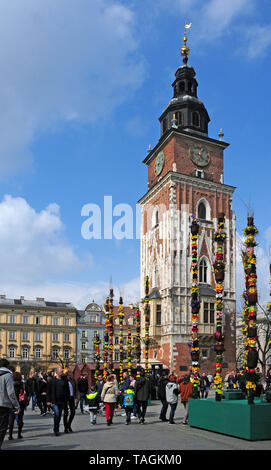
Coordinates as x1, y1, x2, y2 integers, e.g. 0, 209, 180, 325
0, 0, 270, 309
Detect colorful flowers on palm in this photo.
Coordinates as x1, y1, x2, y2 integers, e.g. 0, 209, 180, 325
94, 334, 101, 380
108, 288, 114, 372
213, 213, 226, 401
242, 216, 259, 404
126, 326, 133, 375
103, 297, 109, 379
144, 276, 150, 376
118, 296, 124, 384
135, 307, 141, 367
190, 216, 200, 398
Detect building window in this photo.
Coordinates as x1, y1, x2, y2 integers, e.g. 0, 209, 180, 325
35, 332, 42, 341
90, 315, 97, 323
22, 348, 29, 359
176, 111, 182, 126
9, 347, 15, 359
81, 355, 86, 364
22, 331, 28, 341
64, 333, 70, 342
81, 341, 86, 350
9, 331, 16, 341
53, 317, 58, 326
156, 305, 162, 326
196, 169, 204, 179
202, 349, 208, 359
52, 348, 59, 360
23, 316, 29, 324
115, 352, 119, 361
179, 81, 185, 92
65, 318, 70, 326
64, 348, 70, 360
192, 111, 199, 126
199, 259, 208, 283
203, 302, 215, 324
10, 315, 16, 324
52, 333, 58, 342
203, 302, 209, 324
35, 317, 41, 325
115, 337, 119, 345
82, 330, 87, 338
35, 348, 41, 359
198, 202, 206, 220
162, 118, 168, 134
210, 303, 215, 324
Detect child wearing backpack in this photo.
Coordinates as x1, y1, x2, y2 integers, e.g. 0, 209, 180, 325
86, 385, 100, 425
123, 387, 135, 425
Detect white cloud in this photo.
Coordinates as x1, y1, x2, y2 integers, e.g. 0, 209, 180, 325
0, 193, 140, 308
0, 0, 145, 176
0, 194, 87, 283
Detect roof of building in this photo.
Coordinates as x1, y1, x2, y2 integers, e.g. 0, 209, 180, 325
199, 285, 216, 297
0, 296, 76, 310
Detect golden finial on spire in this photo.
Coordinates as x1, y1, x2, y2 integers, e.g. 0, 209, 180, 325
181, 21, 192, 65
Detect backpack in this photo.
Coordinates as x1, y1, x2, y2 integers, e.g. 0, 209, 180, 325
123, 389, 134, 407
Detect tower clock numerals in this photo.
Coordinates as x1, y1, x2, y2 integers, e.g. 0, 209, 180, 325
154, 151, 165, 176
190, 144, 210, 167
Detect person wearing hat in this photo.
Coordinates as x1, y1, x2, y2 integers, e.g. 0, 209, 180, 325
165, 374, 180, 425
0, 358, 20, 449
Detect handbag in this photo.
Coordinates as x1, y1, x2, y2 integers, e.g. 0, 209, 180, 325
19, 383, 29, 406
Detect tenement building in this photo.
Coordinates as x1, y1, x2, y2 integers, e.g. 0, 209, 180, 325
0, 295, 77, 374
139, 32, 236, 374
76, 301, 105, 364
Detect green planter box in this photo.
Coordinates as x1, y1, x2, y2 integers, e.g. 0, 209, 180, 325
223, 389, 245, 400
189, 398, 271, 440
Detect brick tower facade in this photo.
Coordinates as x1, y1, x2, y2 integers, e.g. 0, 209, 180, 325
139, 32, 236, 376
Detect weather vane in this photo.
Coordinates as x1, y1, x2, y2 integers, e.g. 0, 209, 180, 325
181, 21, 192, 65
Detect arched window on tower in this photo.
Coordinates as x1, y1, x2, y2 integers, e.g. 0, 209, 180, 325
192, 111, 200, 127
179, 81, 185, 92
188, 81, 192, 93
198, 201, 206, 220
199, 258, 208, 283
162, 118, 168, 134
176, 111, 182, 126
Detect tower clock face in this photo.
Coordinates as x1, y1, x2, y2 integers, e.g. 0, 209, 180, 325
154, 151, 165, 176
190, 144, 210, 167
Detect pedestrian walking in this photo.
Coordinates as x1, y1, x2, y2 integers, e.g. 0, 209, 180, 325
63, 368, 77, 432
179, 375, 193, 425
8, 371, 28, 440
165, 374, 179, 425
134, 369, 151, 425
157, 372, 169, 422
36, 373, 48, 415
101, 375, 119, 426
77, 374, 88, 414
199, 373, 210, 399
0, 359, 20, 449
47, 367, 70, 436
123, 386, 135, 425
86, 385, 100, 425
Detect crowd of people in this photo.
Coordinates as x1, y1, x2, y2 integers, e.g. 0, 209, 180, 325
1, 356, 271, 450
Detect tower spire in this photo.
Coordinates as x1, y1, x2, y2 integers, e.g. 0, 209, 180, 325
181, 21, 192, 65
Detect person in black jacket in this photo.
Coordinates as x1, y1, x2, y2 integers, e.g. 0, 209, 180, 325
47, 368, 70, 436
76, 374, 88, 414
8, 371, 27, 440
199, 373, 210, 399
36, 373, 48, 415
157, 373, 169, 421
134, 369, 151, 424
63, 368, 77, 433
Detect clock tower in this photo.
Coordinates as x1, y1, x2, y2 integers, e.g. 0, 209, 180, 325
139, 30, 236, 375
